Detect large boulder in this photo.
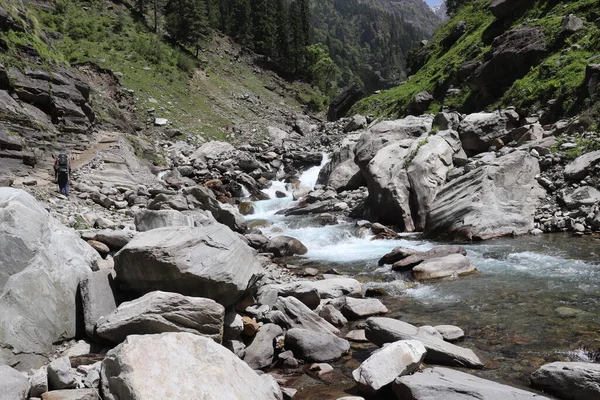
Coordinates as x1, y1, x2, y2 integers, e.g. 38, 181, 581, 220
354, 116, 433, 169
457, 110, 520, 156
489, 0, 534, 19
561, 186, 600, 210
317, 144, 365, 192
530, 362, 600, 400
363, 130, 460, 230
425, 151, 545, 240
190, 141, 234, 164
394, 367, 550, 399
101, 332, 280, 400
306, 278, 362, 299
467, 28, 547, 102
284, 328, 350, 362
264, 236, 308, 257
352, 340, 426, 394
0, 365, 29, 399
341, 297, 388, 320
365, 317, 483, 368
134, 209, 194, 232
114, 225, 263, 308
0, 189, 99, 369
390, 245, 467, 270
96, 291, 224, 344
243, 323, 283, 370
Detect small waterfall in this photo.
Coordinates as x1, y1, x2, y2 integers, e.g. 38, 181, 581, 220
240, 184, 251, 198
298, 153, 330, 190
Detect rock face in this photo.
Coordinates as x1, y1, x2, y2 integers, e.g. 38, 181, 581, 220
96, 291, 224, 344
134, 209, 195, 232
468, 27, 547, 100
327, 82, 364, 121
114, 225, 263, 308
354, 116, 433, 169
530, 362, 600, 400
489, 0, 533, 19
394, 367, 550, 399
0, 365, 30, 400
284, 328, 350, 362
101, 332, 279, 400
365, 317, 483, 368
352, 340, 426, 393
0, 189, 99, 369
425, 151, 545, 240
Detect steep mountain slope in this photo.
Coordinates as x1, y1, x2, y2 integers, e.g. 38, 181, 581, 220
311, 0, 441, 92
353, 0, 600, 125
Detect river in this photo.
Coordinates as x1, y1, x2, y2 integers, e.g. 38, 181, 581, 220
246, 156, 600, 399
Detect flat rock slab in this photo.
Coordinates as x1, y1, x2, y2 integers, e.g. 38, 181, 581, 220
564, 150, 600, 181
96, 291, 224, 344
412, 253, 477, 280
114, 225, 263, 308
365, 317, 483, 368
80, 270, 118, 338
101, 332, 279, 400
531, 362, 600, 400
393, 367, 550, 399
341, 297, 388, 320
353, 340, 426, 393
392, 245, 467, 270
134, 209, 195, 232
274, 296, 340, 335
435, 325, 465, 342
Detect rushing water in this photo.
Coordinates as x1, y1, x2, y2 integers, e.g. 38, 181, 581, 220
248, 157, 600, 399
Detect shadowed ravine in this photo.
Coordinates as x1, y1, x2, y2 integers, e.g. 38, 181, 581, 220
248, 158, 600, 399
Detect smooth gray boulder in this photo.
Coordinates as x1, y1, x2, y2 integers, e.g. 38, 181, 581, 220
134, 209, 194, 232
47, 357, 76, 390
391, 245, 467, 270
435, 325, 465, 342
317, 144, 365, 192
274, 296, 340, 335
114, 225, 263, 307
341, 297, 388, 320
319, 304, 348, 327
0, 365, 29, 399
394, 367, 550, 399
564, 151, 600, 181
190, 141, 234, 163
354, 116, 433, 169
243, 323, 283, 370
365, 317, 483, 368
412, 254, 477, 280
80, 270, 118, 339
352, 340, 426, 394
0, 189, 99, 369
561, 186, 600, 210
101, 332, 279, 400
306, 278, 362, 299
530, 362, 600, 400
96, 291, 224, 344
87, 230, 135, 251
217, 203, 247, 233
284, 328, 350, 362
29, 366, 48, 397
264, 236, 308, 257
425, 151, 545, 240
457, 110, 519, 156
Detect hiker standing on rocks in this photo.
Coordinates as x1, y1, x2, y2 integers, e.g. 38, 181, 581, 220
54, 152, 71, 196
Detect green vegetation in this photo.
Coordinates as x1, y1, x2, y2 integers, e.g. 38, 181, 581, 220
352, 0, 600, 121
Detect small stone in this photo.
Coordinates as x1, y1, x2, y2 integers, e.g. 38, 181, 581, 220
309, 363, 334, 376
242, 316, 259, 337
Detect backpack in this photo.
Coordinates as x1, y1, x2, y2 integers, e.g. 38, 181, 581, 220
57, 153, 69, 173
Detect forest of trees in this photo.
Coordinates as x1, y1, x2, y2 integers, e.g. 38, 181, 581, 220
132, 0, 436, 96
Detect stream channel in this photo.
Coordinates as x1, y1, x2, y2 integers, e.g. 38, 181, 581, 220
246, 155, 600, 399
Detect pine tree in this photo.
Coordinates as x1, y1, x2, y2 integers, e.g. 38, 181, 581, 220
165, 0, 209, 56
251, 0, 275, 57
273, 0, 290, 70
233, 0, 253, 46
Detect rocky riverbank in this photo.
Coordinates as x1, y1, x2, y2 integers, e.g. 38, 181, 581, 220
1, 108, 600, 400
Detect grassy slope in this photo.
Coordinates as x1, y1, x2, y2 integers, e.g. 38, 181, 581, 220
352, 0, 600, 121
1, 0, 319, 141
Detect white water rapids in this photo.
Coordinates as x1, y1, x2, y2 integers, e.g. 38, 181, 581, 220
248, 154, 600, 382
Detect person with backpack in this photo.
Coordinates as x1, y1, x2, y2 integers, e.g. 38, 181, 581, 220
54, 152, 71, 196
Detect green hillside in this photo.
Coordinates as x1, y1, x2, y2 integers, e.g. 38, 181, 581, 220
353, 0, 600, 126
